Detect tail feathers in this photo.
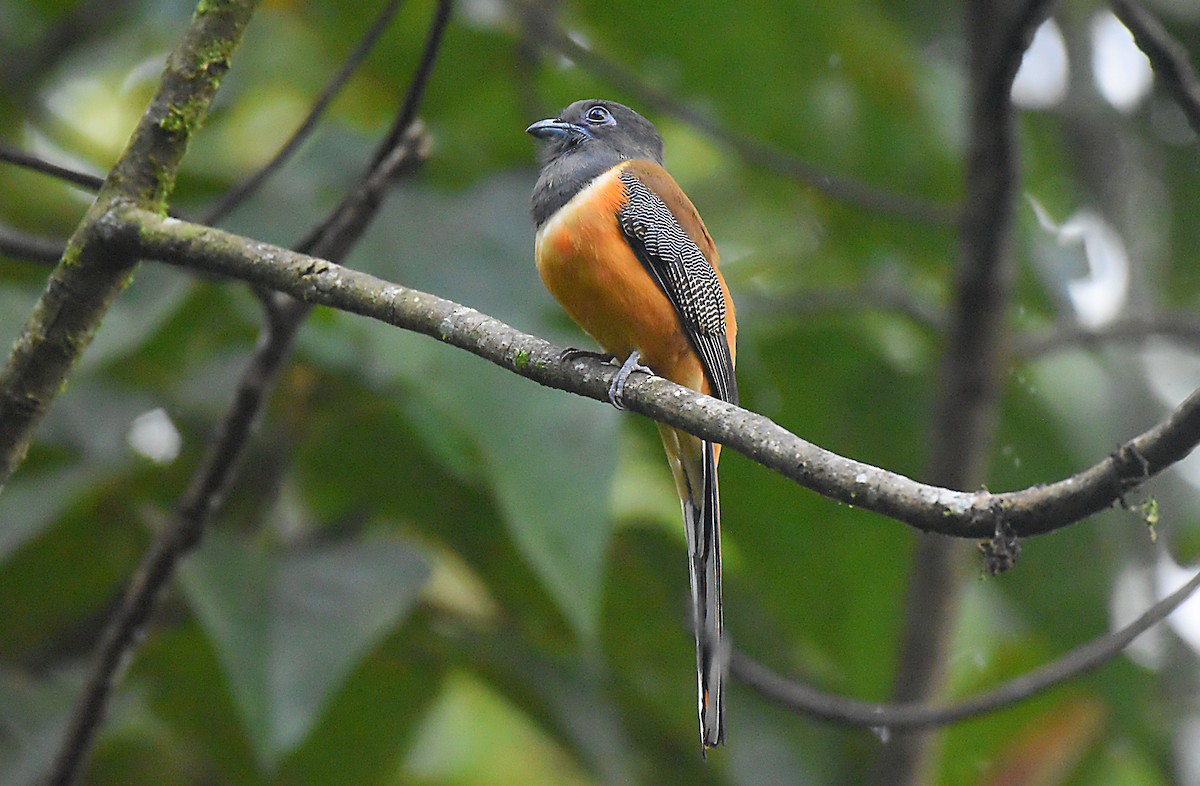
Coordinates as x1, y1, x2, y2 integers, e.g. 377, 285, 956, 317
682, 439, 725, 749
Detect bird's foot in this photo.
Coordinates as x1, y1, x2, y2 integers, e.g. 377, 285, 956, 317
608, 350, 654, 410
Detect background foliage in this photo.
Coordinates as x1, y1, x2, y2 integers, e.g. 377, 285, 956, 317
3, 0, 1200, 783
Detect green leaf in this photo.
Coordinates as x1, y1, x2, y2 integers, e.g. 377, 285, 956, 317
178, 532, 430, 766
398, 348, 617, 641
0, 670, 74, 786
402, 671, 594, 786
342, 174, 622, 639
0, 465, 92, 563
0, 668, 155, 786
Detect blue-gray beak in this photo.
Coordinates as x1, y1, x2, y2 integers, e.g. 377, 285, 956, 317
526, 119, 587, 139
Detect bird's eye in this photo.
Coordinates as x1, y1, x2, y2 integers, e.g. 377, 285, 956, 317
585, 105, 612, 124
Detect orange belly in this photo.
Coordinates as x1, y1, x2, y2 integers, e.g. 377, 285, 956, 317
535, 165, 705, 393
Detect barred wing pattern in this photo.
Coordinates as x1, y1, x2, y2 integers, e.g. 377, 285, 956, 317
617, 171, 738, 405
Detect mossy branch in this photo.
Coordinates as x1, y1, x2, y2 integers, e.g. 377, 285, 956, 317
0, 0, 261, 492
99, 205, 1200, 541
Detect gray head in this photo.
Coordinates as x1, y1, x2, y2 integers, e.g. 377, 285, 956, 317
527, 99, 664, 225
527, 99, 664, 166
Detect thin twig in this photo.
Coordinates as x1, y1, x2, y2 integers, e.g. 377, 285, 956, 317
8, 1, 265, 780
511, 0, 954, 225
0, 142, 106, 191
0, 0, 262, 494
295, 0, 450, 255
750, 285, 946, 333
1112, 0, 1200, 134
201, 0, 408, 224
43, 299, 299, 786
755, 293, 1200, 360
1018, 314, 1200, 359
365, 0, 449, 172
2, 0, 406, 229
47, 4, 447, 782
0, 222, 66, 264
103, 206, 1200, 541
0, 146, 99, 266
732, 563, 1200, 729
874, 2, 1053, 781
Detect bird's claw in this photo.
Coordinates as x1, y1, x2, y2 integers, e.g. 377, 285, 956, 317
608, 350, 654, 409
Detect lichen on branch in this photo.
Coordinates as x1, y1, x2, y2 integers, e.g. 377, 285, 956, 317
101, 205, 1200, 542
0, 0, 262, 492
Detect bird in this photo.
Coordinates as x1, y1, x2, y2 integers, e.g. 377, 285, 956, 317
527, 99, 737, 749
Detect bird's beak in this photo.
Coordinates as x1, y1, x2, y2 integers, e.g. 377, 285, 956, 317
526, 118, 587, 140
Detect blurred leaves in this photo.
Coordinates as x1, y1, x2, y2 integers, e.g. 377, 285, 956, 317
0, 670, 76, 786
178, 532, 429, 765
402, 670, 595, 786
2, 0, 1200, 784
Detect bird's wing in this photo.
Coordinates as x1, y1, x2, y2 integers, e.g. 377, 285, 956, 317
616, 164, 737, 405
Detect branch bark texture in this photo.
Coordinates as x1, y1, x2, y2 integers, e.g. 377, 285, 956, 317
101, 207, 1200, 539
0, 223, 65, 264
1112, 0, 1200, 134
513, 0, 953, 224
0, 0, 261, 492
873, 2, 1049, 781
47, 5, 445, 778
733, 560, 1200, 730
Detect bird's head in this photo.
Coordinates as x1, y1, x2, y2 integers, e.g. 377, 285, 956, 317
526, 99, 664, 166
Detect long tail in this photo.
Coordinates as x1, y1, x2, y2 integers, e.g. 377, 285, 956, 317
660, 425, 725, 749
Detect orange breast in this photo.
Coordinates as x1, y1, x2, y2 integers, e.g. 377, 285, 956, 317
535, 164, 705, 392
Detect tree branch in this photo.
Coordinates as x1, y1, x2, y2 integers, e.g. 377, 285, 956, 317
46, 4, 447, 781
874, 2, 1051, 781
751, 284, 946, 333
1111, 0, 1200, 134
98, 206, 1200, 540
511, 0, 954, 224
0, 222, 66, 264
0, 0, 262, 493
1018, 313, 1200, 359
732, 563, 1200, 730
0, 142, 107, 191
43, 295, 299, 786
293, 0, 449, 256
200, 0, 407, 224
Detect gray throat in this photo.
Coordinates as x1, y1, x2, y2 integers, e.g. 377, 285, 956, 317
530, 146, 625, 227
